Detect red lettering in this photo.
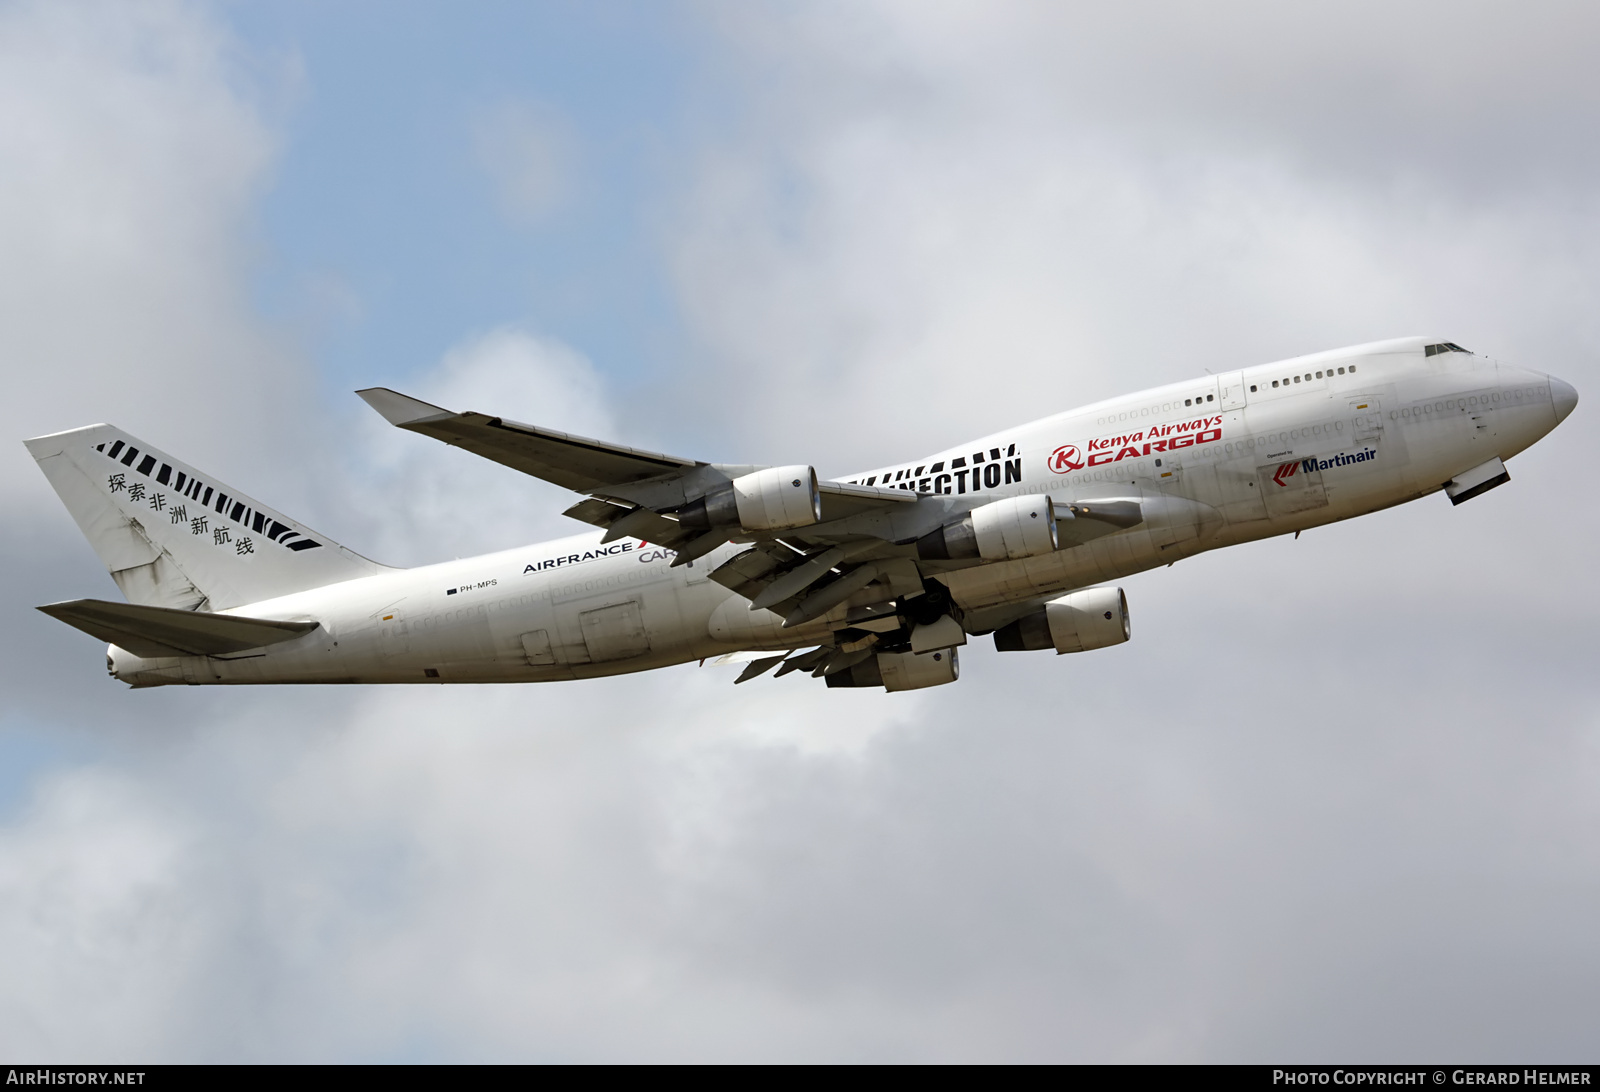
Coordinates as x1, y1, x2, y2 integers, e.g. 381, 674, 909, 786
1088, 451, 1114, 466
1115, 446, 1141, 462
1196, 428, 1222, 444
1049, 445, 1084, 473
1170, 434, 1194, 449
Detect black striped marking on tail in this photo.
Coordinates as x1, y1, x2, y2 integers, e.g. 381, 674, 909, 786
95, 441, 321, 552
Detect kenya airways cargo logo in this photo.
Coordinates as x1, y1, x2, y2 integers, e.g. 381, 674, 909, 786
1049, 416, 1224, 475
1048, 445, 1084, 473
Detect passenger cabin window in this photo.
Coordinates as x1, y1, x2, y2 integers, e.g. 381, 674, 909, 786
1271, 366, 1351, 390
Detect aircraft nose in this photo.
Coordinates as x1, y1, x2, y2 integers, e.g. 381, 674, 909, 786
1550, 376, 1579, 424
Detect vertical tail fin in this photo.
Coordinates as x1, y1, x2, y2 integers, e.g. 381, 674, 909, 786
25, 424, 389, 611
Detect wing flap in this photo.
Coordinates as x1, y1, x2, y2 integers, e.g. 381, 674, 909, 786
38, 599, 319, 658
816, 480, 918, 520
559, 497, 694, 547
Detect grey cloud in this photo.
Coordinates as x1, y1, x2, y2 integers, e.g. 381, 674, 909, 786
0, 0, 324, 502
705, 2, 1600, 199
343, 326, 621, 566
6, 584, 1594, 1060
2, 0, 1599, 1065
667, 3, 1600, 471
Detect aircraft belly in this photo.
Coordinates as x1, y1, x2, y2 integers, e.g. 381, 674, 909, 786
182, 546, 727, 684
531, 549, 726, 670
943, 527, 1158, 611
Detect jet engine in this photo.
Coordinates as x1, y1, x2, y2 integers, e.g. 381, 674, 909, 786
916, 495, 1057, 561
825, 648, 959, 692
993, 587, 1129, 654
677, 465, 822, 534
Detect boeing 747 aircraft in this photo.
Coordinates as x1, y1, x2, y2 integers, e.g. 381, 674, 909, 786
26, 337, 1577, 692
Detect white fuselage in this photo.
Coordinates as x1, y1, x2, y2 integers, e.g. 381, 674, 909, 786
109, 344, 1573, 686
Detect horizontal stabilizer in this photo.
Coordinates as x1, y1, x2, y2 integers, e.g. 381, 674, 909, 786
38, 599, 319, 658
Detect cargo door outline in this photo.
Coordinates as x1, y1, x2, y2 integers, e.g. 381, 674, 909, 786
1213, 412, 1267, 524
580, 599, 651, 663
1351, 399, 1383, 443
1259, 458, 1329, 517
1217, 371, 1248, 410
374, 603, 410, 656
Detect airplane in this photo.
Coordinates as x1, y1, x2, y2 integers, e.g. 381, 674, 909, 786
25, 336, 1578, 692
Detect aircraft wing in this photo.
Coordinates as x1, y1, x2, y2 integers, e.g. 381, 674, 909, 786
356, 388, 698, 494
357, 388, 914, 522
357, 387, 1145, 639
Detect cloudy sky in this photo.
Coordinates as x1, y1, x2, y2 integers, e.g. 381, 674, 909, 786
2, 0, 1598, 1062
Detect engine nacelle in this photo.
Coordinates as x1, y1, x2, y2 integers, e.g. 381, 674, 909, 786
825, 647, 960, 691
916, 495, 1057, 561
678, 465, 822, 534
993, 586, 1129, 655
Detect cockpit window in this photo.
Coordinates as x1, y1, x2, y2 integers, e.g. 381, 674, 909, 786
1424, 342, 1471, 357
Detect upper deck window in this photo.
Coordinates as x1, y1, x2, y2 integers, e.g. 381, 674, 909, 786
1424, 342, 1471, 357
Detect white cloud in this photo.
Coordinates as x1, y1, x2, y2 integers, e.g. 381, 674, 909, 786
0, 0, 316, 512
0, 766, 205, 1059
347, 325, 618, 566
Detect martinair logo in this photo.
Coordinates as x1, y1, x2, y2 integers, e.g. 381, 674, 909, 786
1049, 416, 1224, 476
1272, 448, 1378, 486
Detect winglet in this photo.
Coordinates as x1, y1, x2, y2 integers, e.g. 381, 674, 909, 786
356, 387, 455, 427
